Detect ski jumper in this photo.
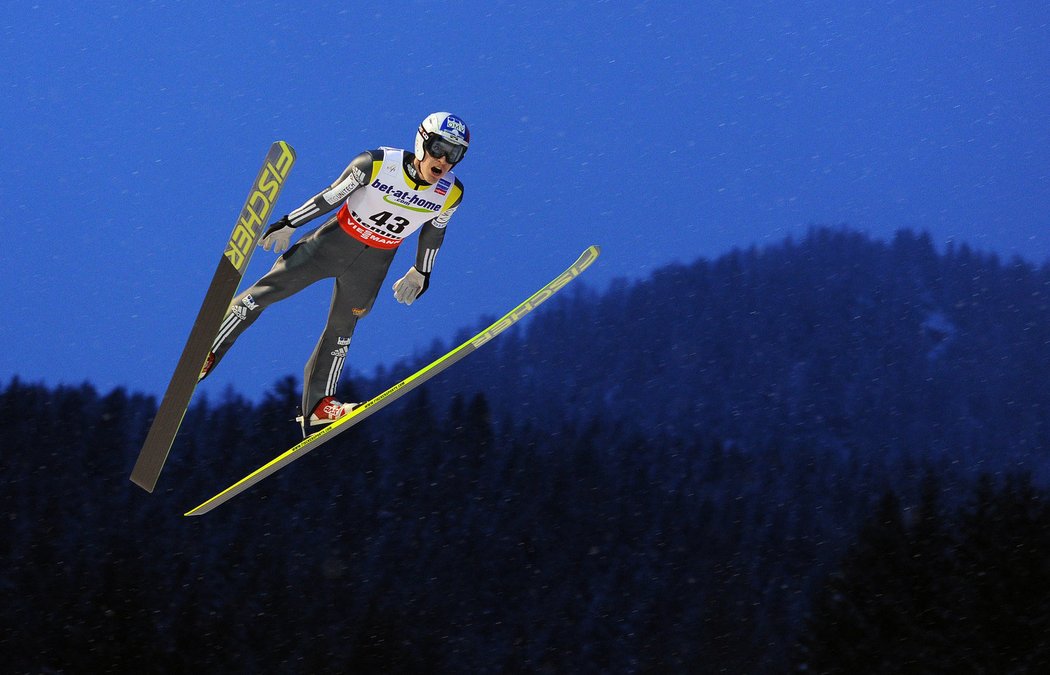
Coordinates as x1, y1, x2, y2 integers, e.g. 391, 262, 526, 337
209, 147, 464, 416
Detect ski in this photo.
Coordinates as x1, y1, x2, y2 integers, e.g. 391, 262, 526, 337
131, 141, 297, 492
184, 245, 601, 516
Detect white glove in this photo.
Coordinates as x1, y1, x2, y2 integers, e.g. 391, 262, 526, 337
392, 267, 429, 305
260, 216, 295, 254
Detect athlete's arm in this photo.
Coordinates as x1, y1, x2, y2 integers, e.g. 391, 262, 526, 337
414, 177, 464, 274
284, 150, 382, 227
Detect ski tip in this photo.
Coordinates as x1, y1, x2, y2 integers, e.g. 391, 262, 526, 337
578, 245, 601, 267
184, 500, 213, 517
129, 474, 158, 494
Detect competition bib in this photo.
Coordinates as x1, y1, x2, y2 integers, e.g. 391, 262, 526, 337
336, 148, 455, 249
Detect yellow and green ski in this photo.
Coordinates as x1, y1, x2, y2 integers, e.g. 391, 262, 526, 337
185, 245, 601, 516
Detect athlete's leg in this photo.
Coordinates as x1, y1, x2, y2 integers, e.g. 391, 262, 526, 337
302, 247, 396, 415
209, 221, 335, 364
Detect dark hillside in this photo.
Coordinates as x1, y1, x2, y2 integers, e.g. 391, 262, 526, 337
3, 227, 1048, 671
416, 227, 1050, 479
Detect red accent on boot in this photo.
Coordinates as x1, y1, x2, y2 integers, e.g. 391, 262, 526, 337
198, 352, 216, 382
309, 396, 358, 425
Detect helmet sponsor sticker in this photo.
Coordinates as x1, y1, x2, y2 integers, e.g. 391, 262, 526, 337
441, 115, 468, 141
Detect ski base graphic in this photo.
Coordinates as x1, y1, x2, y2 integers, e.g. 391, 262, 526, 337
131, 141, 296, 492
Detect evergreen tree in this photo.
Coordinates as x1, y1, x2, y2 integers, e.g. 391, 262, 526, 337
796, 473, 1050, 673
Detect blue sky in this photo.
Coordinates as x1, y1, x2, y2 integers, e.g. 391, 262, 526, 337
1, 1, 1047, 400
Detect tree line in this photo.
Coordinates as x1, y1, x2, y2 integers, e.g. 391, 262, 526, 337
2, 375, 1048, 671
3, 226, 1050, 671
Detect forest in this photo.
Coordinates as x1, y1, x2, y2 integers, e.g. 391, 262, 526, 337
2, 226, 1049, 672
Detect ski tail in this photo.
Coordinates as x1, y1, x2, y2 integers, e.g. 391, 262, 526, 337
131, 141, 296, 492
184, 245, 600, 516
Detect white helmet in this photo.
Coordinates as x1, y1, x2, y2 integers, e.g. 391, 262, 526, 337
415, 112, 470, 164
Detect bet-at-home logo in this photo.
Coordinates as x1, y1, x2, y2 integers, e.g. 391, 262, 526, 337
371, 179, 442, 213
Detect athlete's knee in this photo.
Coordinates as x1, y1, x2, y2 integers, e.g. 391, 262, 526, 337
326, 319, 360, 339
327, 306, 369, 335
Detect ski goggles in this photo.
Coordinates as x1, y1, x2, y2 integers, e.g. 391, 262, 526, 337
424, 135, 467, 163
